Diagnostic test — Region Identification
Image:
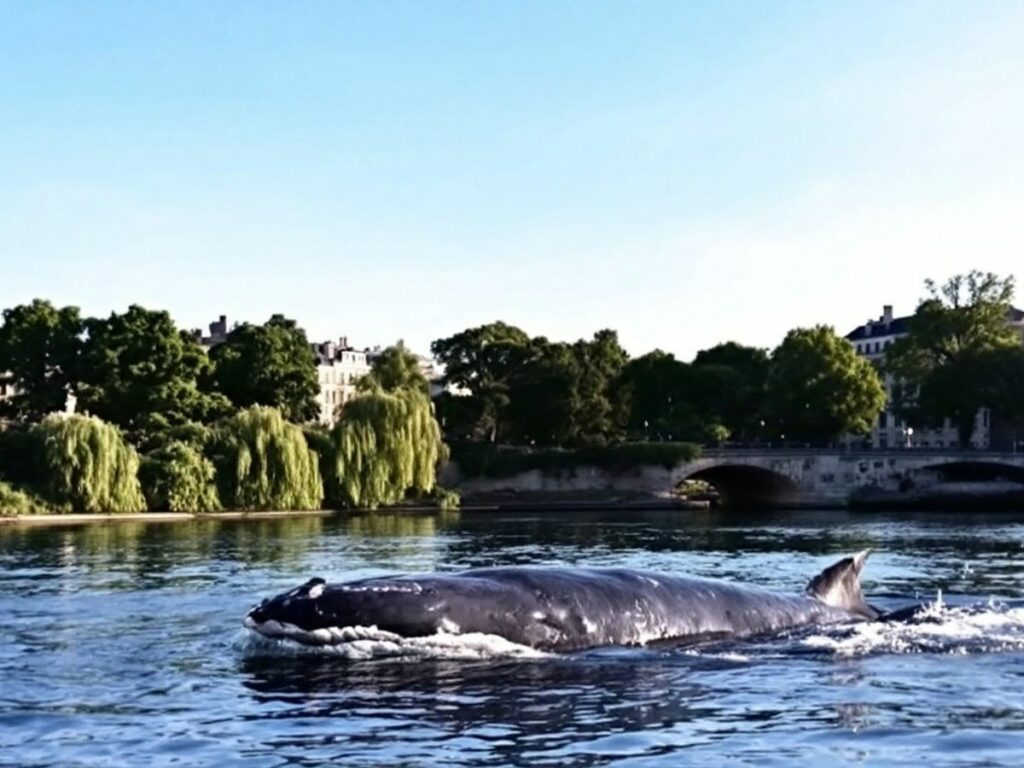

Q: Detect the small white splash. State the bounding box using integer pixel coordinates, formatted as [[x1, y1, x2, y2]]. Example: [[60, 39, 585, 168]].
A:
[[682, 649, 751, 663], [238, 626, 549, 661], [802, 594, 1024, 657], [439, 617, 461, 634]]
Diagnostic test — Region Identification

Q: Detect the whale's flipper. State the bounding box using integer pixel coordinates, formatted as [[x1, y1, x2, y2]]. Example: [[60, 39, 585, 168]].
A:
[[806, 550, 879, 620]]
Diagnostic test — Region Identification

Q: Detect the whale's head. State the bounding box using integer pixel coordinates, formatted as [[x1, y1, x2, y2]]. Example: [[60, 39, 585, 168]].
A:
[[244, 577, 332, 644]]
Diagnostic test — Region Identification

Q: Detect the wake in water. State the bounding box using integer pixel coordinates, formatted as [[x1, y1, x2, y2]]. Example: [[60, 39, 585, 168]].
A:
[[802, 595, 1024, 657]]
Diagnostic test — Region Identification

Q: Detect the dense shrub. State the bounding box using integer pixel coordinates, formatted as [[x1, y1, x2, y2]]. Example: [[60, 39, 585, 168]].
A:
[[213, 406, 323, 511], [450, 441, 701, 479], [0, 481, 53, 516], [36, 414, 146, 513], [432, 487, 461, 511], [140, 441, 221, 512], [0, 427, 46, 488]]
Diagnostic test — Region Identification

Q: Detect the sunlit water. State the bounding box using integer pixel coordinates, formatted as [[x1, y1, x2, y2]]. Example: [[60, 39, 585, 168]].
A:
[[2, 509, 1023, 767]]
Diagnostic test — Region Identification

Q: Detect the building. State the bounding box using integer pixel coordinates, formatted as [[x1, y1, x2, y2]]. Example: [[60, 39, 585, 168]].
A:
[[845, 304, 1024, 449], [313, 337, 372, 426], [193, 315, 232, 349]]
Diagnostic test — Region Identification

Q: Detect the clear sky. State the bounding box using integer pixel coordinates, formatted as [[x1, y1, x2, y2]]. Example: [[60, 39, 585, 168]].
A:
[[2, 1, 1023, 360]]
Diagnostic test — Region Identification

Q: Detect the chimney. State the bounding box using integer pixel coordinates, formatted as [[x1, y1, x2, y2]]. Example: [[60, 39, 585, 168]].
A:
[[882, 305, 893, 325]]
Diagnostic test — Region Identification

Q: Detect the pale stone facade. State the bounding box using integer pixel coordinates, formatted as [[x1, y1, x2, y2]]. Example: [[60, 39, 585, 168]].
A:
[[314, 338, 372, 426]]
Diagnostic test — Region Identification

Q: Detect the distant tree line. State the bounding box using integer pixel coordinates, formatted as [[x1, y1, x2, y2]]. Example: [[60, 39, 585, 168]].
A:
[[3, 269, 1022, 513], [432, 323, 885, 449]]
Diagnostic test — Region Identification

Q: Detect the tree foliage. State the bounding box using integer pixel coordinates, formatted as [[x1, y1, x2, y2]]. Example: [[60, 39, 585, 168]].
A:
[[765, 325, 886, 444], [213, 406, 323, 511], [431, 322, 531, 441], [0, 299, 82, 422], [36, 414, 146, 513], [692, 342, 770, 441], [209, 315, 320, 423], [434, 325, 627, 447], [332, 386, 446, 508], [887, 271, 1020, 446], [570, 329, 629, 443], [140, 441, 221, 512], [77, 305, 229, 441], [360, 343, 429, 395], [0, 481, 52, 516], [614, 351, 727, 443]]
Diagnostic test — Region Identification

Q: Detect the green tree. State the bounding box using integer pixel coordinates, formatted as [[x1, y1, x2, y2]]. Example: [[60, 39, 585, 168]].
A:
[[77, 305, 229, 440], [360, 343, 429, 395], [209, 315, 320, 423], [431, 321, 531, 441], [332, 386, 446, 508], [502, 330, 628, 446], [887, 271, 1019, 447], [614, 351, 718, 442], [765, 325, 885, 445], [139, 441, 221, 512], [36, 414, 147, 513], [572, 329, 629, 444], [212, 406, 323, 510], [692, 342, 770, 442], [505, 339, 580, 446], [0, 300, 82, 422]]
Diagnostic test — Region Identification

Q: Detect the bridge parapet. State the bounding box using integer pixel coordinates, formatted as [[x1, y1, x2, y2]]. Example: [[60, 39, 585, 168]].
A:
[[679, 448, 1024, 507]]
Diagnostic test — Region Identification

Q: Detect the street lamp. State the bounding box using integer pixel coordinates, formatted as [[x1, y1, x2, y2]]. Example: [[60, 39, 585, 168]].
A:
[[905, 426, 914, 449]]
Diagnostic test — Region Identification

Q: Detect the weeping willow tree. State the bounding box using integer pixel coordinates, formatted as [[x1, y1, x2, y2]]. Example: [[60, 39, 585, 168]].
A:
[[36, 414, 146, 513], [332, 386, 447, 509], [140, 441, 221, 512], [214, 406, 323, 511]]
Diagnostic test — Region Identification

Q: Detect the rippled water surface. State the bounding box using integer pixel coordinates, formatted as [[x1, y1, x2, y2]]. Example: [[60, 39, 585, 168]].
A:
[[2, 509, 1024, 767]]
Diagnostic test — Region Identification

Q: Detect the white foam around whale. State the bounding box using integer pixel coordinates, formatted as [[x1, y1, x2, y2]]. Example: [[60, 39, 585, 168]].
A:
[[802, 596, 1024, 657], [237, 626, 551, 661]]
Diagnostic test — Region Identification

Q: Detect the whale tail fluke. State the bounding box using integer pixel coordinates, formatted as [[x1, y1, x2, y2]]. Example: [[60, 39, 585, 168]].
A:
[[806, 550, 879, 620]]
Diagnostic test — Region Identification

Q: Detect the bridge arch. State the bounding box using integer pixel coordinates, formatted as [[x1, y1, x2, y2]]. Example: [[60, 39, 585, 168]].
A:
[[676, 463, 801, 509]]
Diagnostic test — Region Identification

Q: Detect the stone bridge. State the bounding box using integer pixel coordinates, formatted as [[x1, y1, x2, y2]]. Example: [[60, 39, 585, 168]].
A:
[[451, 449, 1024, 509]]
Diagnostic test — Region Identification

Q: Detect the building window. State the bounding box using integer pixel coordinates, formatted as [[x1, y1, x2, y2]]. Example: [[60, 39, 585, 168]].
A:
[[879, 411, 888, 428]]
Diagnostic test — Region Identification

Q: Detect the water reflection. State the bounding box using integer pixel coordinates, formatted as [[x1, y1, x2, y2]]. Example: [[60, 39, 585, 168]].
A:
[[239, 654, 718, 766]]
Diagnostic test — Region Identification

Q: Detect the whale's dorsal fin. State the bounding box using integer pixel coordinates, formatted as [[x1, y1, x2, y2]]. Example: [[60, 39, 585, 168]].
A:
[[806, 550, 878, 620]]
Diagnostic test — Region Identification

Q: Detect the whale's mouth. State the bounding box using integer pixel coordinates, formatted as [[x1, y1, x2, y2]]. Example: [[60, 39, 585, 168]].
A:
[[241, 613, 548, 660], [244, 613, 404, 647]]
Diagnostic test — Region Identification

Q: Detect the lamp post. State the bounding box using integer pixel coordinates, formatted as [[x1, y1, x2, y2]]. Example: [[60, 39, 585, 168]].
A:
[[905, 426, 914, 449]]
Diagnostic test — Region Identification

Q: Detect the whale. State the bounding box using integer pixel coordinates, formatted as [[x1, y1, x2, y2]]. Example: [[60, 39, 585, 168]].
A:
[[244, 551, 882, 653]]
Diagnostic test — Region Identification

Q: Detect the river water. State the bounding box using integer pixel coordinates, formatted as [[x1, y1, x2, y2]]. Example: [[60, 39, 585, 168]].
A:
[[1, 509, 1023, 767]]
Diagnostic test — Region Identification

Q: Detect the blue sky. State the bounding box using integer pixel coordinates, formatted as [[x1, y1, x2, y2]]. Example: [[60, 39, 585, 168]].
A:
[[2, 1, 1023, 359]]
